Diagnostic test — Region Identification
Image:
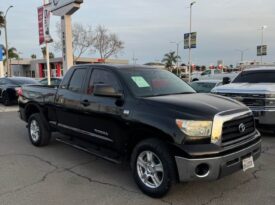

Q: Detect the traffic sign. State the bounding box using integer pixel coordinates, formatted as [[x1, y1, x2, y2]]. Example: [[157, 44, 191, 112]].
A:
[[0, 44, 4, 61], [257, 45, 267, 56], [184, 32, 197, 49]]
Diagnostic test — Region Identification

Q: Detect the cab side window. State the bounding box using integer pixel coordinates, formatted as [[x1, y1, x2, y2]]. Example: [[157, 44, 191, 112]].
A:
[[60, 68, 74, 89], [68, 69, 86, 92], [87, 69, 121, 95]]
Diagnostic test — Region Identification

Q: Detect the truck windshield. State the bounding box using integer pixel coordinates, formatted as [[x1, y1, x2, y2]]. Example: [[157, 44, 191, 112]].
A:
[[232, 70, 275, 83], [120, 68, 195, 97]]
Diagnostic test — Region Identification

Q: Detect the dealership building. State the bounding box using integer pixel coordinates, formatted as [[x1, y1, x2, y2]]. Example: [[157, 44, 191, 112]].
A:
[[10, 57, 129, 78]]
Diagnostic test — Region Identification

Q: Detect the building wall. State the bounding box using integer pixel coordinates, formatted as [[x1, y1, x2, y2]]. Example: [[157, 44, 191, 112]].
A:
[[10, 57, 129, 78]]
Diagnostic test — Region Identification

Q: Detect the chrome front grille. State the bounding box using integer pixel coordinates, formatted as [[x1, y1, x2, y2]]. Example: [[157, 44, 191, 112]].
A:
[[222, 115, 255, 144], [211, 109, 255, 146], [218, 93, 265, 107]]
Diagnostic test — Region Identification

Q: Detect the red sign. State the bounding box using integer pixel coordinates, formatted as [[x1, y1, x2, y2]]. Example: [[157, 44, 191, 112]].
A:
[[97, 58, 105, 63], [38, 7, 45, 45]]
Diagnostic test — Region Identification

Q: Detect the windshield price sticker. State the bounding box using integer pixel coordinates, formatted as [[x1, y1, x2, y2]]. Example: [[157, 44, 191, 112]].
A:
[[242, 156, 254, 172], [131, 76, 150, 88]]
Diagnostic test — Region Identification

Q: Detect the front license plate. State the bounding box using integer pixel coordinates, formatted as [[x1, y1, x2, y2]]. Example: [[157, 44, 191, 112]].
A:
[[242, 156, 254, 172]]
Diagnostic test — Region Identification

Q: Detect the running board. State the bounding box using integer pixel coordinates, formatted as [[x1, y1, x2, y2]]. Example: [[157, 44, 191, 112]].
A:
[[56, 137, 122, 164]]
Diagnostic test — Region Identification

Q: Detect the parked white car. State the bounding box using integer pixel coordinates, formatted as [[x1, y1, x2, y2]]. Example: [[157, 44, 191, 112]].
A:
[[191, 69, 238, 82]]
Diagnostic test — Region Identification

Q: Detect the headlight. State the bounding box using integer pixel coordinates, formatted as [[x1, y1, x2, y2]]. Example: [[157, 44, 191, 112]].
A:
[[266, 99, 275, 106], [176, 119, 213, 138], [266, 94, 275, 98]]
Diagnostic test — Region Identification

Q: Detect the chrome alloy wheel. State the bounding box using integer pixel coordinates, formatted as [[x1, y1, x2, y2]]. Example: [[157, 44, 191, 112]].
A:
[[136, 151, 164, 189], [30, 120, 40, 142]]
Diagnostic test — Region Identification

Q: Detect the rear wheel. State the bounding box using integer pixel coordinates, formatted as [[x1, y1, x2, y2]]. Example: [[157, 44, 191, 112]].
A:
[[131, 138, 176, 198], [28, 113, 51, 147], [2, 92, 11, 106]]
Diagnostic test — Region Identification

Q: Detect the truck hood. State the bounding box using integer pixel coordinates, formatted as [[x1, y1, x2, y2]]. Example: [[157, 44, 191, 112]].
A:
[[143, 93, 247, 120], [212, 83, 275, 94]]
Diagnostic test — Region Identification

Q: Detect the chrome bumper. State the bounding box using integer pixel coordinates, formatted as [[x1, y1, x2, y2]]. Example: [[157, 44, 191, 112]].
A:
[[175, 139, 261, 182], [250, 106, 275, 126]]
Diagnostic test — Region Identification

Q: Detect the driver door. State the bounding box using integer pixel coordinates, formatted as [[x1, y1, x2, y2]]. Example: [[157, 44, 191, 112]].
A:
[[78, 68, 125, 149]]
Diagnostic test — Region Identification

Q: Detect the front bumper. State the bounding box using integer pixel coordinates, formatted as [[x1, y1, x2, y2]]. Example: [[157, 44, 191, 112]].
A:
[[250, 106, 275, 126], [175, 139, 261, 182]]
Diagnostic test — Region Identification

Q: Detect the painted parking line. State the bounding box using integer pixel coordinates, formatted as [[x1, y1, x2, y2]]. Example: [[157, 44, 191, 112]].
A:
[[0, 106, 19, 113]]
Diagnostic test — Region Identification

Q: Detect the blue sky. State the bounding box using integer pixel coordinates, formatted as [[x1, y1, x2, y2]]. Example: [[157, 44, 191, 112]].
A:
[[0, 0, 274, 66]]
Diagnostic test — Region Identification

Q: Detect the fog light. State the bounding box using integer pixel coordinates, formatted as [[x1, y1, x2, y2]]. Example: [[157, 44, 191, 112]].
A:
[[195, 163, 210, 178]]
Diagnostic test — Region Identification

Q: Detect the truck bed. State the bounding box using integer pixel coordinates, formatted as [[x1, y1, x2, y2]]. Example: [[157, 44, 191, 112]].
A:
[[21, 84, 58, 105]]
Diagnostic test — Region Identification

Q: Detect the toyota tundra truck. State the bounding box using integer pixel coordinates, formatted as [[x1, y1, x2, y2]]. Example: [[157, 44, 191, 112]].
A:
[[18, 64, 261, 197]]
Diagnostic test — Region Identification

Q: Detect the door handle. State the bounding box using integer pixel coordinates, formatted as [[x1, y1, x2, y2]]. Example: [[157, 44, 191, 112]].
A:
[[81, 100, 90, 107]]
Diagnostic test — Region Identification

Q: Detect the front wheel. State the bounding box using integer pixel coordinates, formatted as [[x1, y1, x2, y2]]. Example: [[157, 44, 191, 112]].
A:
[[2, 92, 11, 106], [131, 139, 177, 198], [28, 113, 51, 147]]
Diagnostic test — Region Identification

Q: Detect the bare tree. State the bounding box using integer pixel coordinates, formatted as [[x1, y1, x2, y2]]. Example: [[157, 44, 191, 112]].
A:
[[93, 25, 124, 60], [54, 22, 94, 63]]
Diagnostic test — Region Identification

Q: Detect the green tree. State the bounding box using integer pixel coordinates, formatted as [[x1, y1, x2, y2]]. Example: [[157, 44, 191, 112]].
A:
[[2, 47, 19, 65], [161, 51, 180, 71], [41, 47, 46, 58], [31, 54, 37, 59], [49, 52, 55, 59], [0, 11, 5, 28], [8, 47, 19, 59], [41, 47, 55, 59]]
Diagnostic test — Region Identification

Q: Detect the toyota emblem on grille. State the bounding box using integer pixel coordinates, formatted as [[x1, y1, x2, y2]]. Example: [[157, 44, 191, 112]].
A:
[[239, 123, 246, 133]]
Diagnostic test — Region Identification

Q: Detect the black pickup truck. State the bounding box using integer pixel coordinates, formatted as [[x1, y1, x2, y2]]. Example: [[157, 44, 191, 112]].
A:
[[18, 64, 261, 197]]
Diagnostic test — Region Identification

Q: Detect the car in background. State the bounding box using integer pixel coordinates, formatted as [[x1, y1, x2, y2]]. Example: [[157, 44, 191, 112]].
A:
[[212, 67, 275, 132], [39, 77, 62, 86], [190, 80, 223, 93], [191, 69, 238, 82], [0, 77, 39, 106]]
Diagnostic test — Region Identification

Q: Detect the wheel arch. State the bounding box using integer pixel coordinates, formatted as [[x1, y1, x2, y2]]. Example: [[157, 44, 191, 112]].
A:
[[25, 102, 50, 130]]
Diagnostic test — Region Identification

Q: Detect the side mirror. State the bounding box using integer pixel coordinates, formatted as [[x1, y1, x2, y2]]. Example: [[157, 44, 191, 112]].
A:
[[223, 77, 231, 85], [94, 84, 123, 98]]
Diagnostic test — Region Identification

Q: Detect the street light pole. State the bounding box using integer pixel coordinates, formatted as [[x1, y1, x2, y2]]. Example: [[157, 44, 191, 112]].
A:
[[188, 1, 196, 83], [236, 49, 248, 62], [4, 5, 13, 77], [170, 41, 181, 76], [260, 25, 267, 65]]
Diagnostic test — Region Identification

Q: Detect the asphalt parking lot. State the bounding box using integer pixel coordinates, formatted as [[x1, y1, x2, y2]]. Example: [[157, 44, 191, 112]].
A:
[[0, 106, 275, 205]]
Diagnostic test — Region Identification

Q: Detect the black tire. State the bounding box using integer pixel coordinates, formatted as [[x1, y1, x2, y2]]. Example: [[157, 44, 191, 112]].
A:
[[2, 92, 11, 106], [28, 113, 51, 147], [131, 138, 176, 198]]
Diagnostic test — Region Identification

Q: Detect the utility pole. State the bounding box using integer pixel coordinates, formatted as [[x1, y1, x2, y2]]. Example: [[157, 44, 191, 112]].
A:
[[188, 1, 196, 82], [260, 25, 267, 65], [170, 41, 181, 76], [4, 5, 13, 77], [236, 49, 248, 62], [132, 52, 138, 65], [43, 0, 51, 85]]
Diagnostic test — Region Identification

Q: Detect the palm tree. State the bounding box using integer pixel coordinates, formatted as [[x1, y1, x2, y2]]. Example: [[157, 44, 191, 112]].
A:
[[162, 51, 180, 71], [0, 11, 5, 28], [8, 47, 19, 59], [41, 47, 55, 59], [31, 54, 37, 59], [2, 47, 19, 65]]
